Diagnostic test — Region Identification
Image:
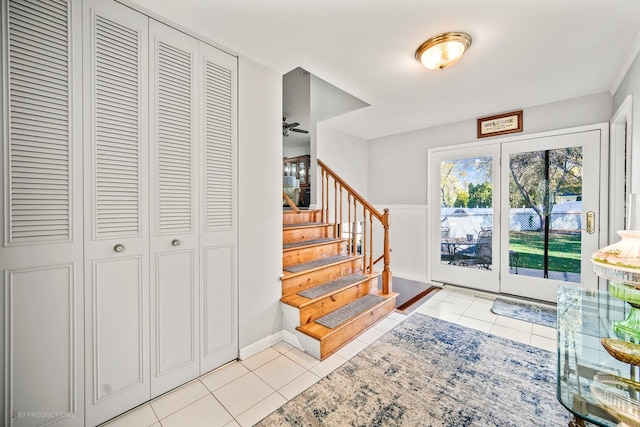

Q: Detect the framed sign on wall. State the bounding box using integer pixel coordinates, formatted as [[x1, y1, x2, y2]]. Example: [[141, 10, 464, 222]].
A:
[[477, 110, 523, 138]]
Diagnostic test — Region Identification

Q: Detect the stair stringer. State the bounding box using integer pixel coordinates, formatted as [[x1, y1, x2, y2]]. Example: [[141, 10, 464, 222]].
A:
[[281, 301, 321, 358]]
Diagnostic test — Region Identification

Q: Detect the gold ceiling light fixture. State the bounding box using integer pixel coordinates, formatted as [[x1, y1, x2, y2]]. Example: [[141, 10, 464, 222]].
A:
[[415, 32, 472, 70]]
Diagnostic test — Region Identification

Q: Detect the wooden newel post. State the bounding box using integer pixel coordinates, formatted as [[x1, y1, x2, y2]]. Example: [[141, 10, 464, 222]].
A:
[[382, 208, 392, 295]]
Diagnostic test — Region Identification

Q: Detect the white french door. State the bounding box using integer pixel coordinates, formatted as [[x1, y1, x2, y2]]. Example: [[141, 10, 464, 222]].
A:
[[428, 144, 501, 294], [428, 126, 605, 303], [499, 129, 602, 302]]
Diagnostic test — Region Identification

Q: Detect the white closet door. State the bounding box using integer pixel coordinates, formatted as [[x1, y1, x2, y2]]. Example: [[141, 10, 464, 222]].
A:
[[149, 19, 200, 397], [82, 1, 150, 425], [0, 1, 83, 426], [199, 42, 239, 373]]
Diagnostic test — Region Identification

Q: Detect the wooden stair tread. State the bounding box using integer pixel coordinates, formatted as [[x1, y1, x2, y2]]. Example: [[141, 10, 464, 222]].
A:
[[296, 290, 398, 340], [283, 209, 320, 215], [283, 210, 322, 225], [280, 272, 376, 308], [283, 237, 342, 250], [283, 222, 328, 229]]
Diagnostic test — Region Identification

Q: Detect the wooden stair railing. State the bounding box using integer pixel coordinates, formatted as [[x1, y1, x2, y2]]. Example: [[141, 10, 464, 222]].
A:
[[282, 191, 300, 213], [317, 159, 392, 295]]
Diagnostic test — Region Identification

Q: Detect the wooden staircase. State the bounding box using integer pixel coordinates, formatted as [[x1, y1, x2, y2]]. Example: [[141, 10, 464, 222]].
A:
[[280, 160, 398, 360]]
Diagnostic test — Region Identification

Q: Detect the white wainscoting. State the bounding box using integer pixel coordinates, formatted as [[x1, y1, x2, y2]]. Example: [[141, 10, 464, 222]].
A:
[[374, 204, 428, 283]]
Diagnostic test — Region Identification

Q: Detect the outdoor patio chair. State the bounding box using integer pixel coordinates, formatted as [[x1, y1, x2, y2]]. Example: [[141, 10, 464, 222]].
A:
[[458, 229, 492, 269], [509, 250, 519, 274], [440, 226, 452, 262]]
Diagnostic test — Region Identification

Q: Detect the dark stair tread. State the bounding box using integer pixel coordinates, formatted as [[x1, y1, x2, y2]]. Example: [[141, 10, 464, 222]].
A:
[[283, 254, 352, 273], [283, 237, 341, 250], [315, 294, 385, 329], [283, 222, 327, 228], [297, 273, 368, 299]]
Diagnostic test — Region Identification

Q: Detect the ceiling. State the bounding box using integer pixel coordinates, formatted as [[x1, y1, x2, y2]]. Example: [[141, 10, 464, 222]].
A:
[[128, 0, 640, 141]]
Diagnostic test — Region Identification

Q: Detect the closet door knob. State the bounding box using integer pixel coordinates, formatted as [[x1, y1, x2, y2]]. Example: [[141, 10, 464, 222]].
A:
[[172, 239, 181, 246], [114, 244, 125, 253]]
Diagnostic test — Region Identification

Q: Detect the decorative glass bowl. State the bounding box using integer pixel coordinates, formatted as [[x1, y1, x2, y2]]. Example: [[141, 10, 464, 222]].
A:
[[590, 372, 640, 426], [592, 230, 640, 340], [601, 338, 640, 366]]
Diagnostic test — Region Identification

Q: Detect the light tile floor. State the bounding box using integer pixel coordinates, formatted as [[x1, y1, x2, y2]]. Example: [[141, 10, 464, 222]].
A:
[[101, 285, 557, 427]]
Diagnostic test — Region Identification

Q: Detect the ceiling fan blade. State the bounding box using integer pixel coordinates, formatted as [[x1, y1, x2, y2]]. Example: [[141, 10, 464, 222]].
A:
[[291, 128, 309, 134], [287, 122, 300, 128]]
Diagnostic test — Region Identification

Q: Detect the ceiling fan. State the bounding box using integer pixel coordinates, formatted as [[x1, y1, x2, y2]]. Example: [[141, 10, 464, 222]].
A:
[[283, 117, 309, 137]]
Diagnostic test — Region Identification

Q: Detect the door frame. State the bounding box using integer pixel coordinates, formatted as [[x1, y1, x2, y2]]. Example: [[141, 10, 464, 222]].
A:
[[427, 123, 609, 298], [610, 96, 633, 237]]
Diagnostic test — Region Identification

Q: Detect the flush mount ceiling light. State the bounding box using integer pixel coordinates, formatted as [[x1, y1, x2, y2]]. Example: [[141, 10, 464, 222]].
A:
[[415, 32, 472, 70]]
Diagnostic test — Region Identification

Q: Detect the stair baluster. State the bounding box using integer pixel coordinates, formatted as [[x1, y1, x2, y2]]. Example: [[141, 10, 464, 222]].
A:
[[318, 159, 392, 295]]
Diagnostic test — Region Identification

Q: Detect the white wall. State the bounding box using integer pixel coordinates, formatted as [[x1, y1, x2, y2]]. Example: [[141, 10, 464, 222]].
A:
[[367, 92, 611, 204], [316, 124, 369, 198], [367, 92, 611, 283], [309, 76, 369, 206], [310, 75, 369, 122], [283, 142, 310, 159], [613, 51, 640, 193], [238, 57, 283, 351]]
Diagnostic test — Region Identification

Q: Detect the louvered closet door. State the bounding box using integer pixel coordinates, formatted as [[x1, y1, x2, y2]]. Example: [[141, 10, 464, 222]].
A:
[[82, 1, 150, 425], [199, 42, 239, 373], [149, 19, 200, 398], [0, 1, 84, 426]]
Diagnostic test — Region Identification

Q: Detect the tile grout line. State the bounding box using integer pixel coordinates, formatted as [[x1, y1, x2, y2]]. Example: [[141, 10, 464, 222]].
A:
[[109, 291, 555, 426]]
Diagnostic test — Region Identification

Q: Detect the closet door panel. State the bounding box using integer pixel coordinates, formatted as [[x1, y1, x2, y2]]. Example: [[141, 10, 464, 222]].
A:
[[155, 250, 195, 372], [199, 42, 238, 373], [92, 256, 145, 397], [148, 19, 200, 397], [5, 265, 79, 427], [83, 1, 149, 424], [203, 245, 234, 357], [0, 0, 84, 425]]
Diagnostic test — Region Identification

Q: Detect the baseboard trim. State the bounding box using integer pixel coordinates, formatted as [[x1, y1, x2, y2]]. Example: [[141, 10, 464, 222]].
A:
[[239, 331, 283, 360]]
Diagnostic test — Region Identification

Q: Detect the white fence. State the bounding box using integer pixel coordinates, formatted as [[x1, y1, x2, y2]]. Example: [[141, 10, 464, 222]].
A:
[[442, 202, 582, 236]]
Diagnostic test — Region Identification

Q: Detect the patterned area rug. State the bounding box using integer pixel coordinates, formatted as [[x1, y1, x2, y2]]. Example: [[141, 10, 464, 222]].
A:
[[257, 314, 568, 426], [491, 298, 557, 328]]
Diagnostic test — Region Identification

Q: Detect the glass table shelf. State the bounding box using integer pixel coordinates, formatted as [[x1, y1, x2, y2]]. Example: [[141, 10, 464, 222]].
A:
[[557, 285, 640, 427]]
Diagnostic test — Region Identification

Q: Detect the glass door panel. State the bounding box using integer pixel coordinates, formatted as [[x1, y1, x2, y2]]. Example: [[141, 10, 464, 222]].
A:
[[507, 148, 582, 282], [500, 130, 601, 302], [429, 144, 500, 294]]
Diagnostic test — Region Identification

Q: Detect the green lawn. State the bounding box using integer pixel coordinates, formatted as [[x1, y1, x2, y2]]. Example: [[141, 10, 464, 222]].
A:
[[509, 231, 581, 273]]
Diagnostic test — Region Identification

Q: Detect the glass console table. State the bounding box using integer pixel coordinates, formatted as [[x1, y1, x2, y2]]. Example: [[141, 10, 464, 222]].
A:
[[557, 285, 640, 427]]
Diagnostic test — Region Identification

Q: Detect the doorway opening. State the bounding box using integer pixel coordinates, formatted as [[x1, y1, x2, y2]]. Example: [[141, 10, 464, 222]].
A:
[[429, 125, 606, 303]]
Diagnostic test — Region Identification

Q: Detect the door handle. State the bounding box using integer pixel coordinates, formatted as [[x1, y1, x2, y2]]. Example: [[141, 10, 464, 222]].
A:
[[586, 211, 595, 234], [114, 244, 125, 252], [172, 239, 181, 246]]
